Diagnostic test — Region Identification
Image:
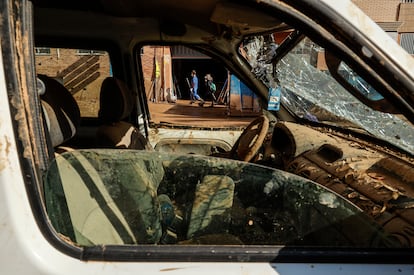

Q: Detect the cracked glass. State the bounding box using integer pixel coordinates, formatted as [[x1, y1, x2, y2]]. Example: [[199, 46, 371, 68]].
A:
[[241, 35, 414, 154]]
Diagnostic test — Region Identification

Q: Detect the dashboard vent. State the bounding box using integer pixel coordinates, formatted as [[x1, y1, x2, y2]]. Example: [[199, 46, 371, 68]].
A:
[[316, 144, 343, 163]]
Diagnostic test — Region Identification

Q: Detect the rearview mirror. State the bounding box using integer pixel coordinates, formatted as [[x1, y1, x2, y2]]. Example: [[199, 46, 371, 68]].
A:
[[325, 51, 400, 114]]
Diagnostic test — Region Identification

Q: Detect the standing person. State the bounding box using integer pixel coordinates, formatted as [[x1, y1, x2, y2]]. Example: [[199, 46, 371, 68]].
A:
[[204, 73, 216, 107], [189, 70, 204, 105]]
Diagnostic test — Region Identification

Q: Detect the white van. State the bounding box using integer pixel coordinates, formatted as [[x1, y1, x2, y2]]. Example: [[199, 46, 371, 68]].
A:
[[0, 0, 414, 274]]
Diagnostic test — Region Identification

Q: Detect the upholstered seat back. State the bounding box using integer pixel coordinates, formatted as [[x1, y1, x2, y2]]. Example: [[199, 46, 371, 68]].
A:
[[40, 75, 163, 246], [97, 77, 152, 150], [38, 74, 80, 148]]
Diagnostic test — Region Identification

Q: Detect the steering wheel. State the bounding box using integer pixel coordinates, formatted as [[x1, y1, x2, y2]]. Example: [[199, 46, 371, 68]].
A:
[[231, 114, 269, 162]]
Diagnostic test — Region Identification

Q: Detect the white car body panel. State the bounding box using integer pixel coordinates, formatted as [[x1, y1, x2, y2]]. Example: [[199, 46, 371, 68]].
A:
[[0, 0, 413, 274], [149, 127, 242, 154], [320, 0, 414, 78]]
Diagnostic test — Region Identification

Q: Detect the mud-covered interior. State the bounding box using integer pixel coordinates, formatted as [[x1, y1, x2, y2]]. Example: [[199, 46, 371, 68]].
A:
[[256, 120, 414, 247], [31, 0, 414, 251], [44, 149, 400, 247]]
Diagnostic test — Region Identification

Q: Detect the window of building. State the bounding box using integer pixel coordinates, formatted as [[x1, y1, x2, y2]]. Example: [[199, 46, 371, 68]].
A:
[[77, 49, 106, 55], [35, 47, 51, 55], [400, 33, 414, 54]]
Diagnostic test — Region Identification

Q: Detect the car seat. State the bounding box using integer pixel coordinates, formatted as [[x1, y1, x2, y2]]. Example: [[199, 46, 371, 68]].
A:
[[41, 75, 164, 246], [38, 74, 80, 150], [41, 77, 238, 246], [96, 77, 152, 150]]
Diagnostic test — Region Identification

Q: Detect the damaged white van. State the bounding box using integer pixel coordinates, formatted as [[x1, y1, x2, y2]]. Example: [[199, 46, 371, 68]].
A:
[[0, 0, 414, 274]]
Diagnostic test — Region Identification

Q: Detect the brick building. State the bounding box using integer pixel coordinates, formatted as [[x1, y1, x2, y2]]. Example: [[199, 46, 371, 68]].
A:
[[353, 0, 414, 54], [36, 48, 111, 117]]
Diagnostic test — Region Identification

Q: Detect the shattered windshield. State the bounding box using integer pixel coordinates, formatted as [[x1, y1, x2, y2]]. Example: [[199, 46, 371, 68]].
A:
[[242, 35, 414, 154]]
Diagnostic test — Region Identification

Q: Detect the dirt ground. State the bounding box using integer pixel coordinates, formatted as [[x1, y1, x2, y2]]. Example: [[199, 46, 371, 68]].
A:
[[148, 99, 260, 127]]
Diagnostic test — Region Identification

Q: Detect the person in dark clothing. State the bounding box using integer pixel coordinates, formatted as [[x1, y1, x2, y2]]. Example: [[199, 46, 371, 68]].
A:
[[204, 73, 216, 107]]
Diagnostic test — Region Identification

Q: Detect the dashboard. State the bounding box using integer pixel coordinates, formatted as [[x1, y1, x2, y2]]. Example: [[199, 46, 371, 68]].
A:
[[260, 121, 414, 247]]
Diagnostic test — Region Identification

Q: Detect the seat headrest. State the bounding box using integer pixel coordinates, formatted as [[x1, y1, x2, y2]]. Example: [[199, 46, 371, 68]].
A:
[[98, 77, 134, 124], [39, 75, 81, 147]]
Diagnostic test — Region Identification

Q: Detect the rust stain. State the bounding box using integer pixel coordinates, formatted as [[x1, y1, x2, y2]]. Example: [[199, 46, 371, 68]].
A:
[[0, 136, 12, 171], [7, 7, 37, 163], [0, 144, 5, 171]]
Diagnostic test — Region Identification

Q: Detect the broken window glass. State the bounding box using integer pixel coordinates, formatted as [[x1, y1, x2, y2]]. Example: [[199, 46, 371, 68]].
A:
[[242, 35, 414, 154]]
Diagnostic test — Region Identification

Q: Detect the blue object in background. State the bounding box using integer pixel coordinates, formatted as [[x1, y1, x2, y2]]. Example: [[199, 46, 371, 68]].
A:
[[268, 86, 281, 111], [230, 75, 241, 96], [230, 75, 256, 98], [228, 74, 261, 115]]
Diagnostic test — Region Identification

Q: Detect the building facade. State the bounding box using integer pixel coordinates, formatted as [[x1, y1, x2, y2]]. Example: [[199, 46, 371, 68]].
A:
[[353, 0, 414, 54]]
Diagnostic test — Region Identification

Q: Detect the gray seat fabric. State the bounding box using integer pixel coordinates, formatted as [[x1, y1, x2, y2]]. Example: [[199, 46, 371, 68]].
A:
[[39, 74, 80, 148], [96, 77, 152, 150]]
